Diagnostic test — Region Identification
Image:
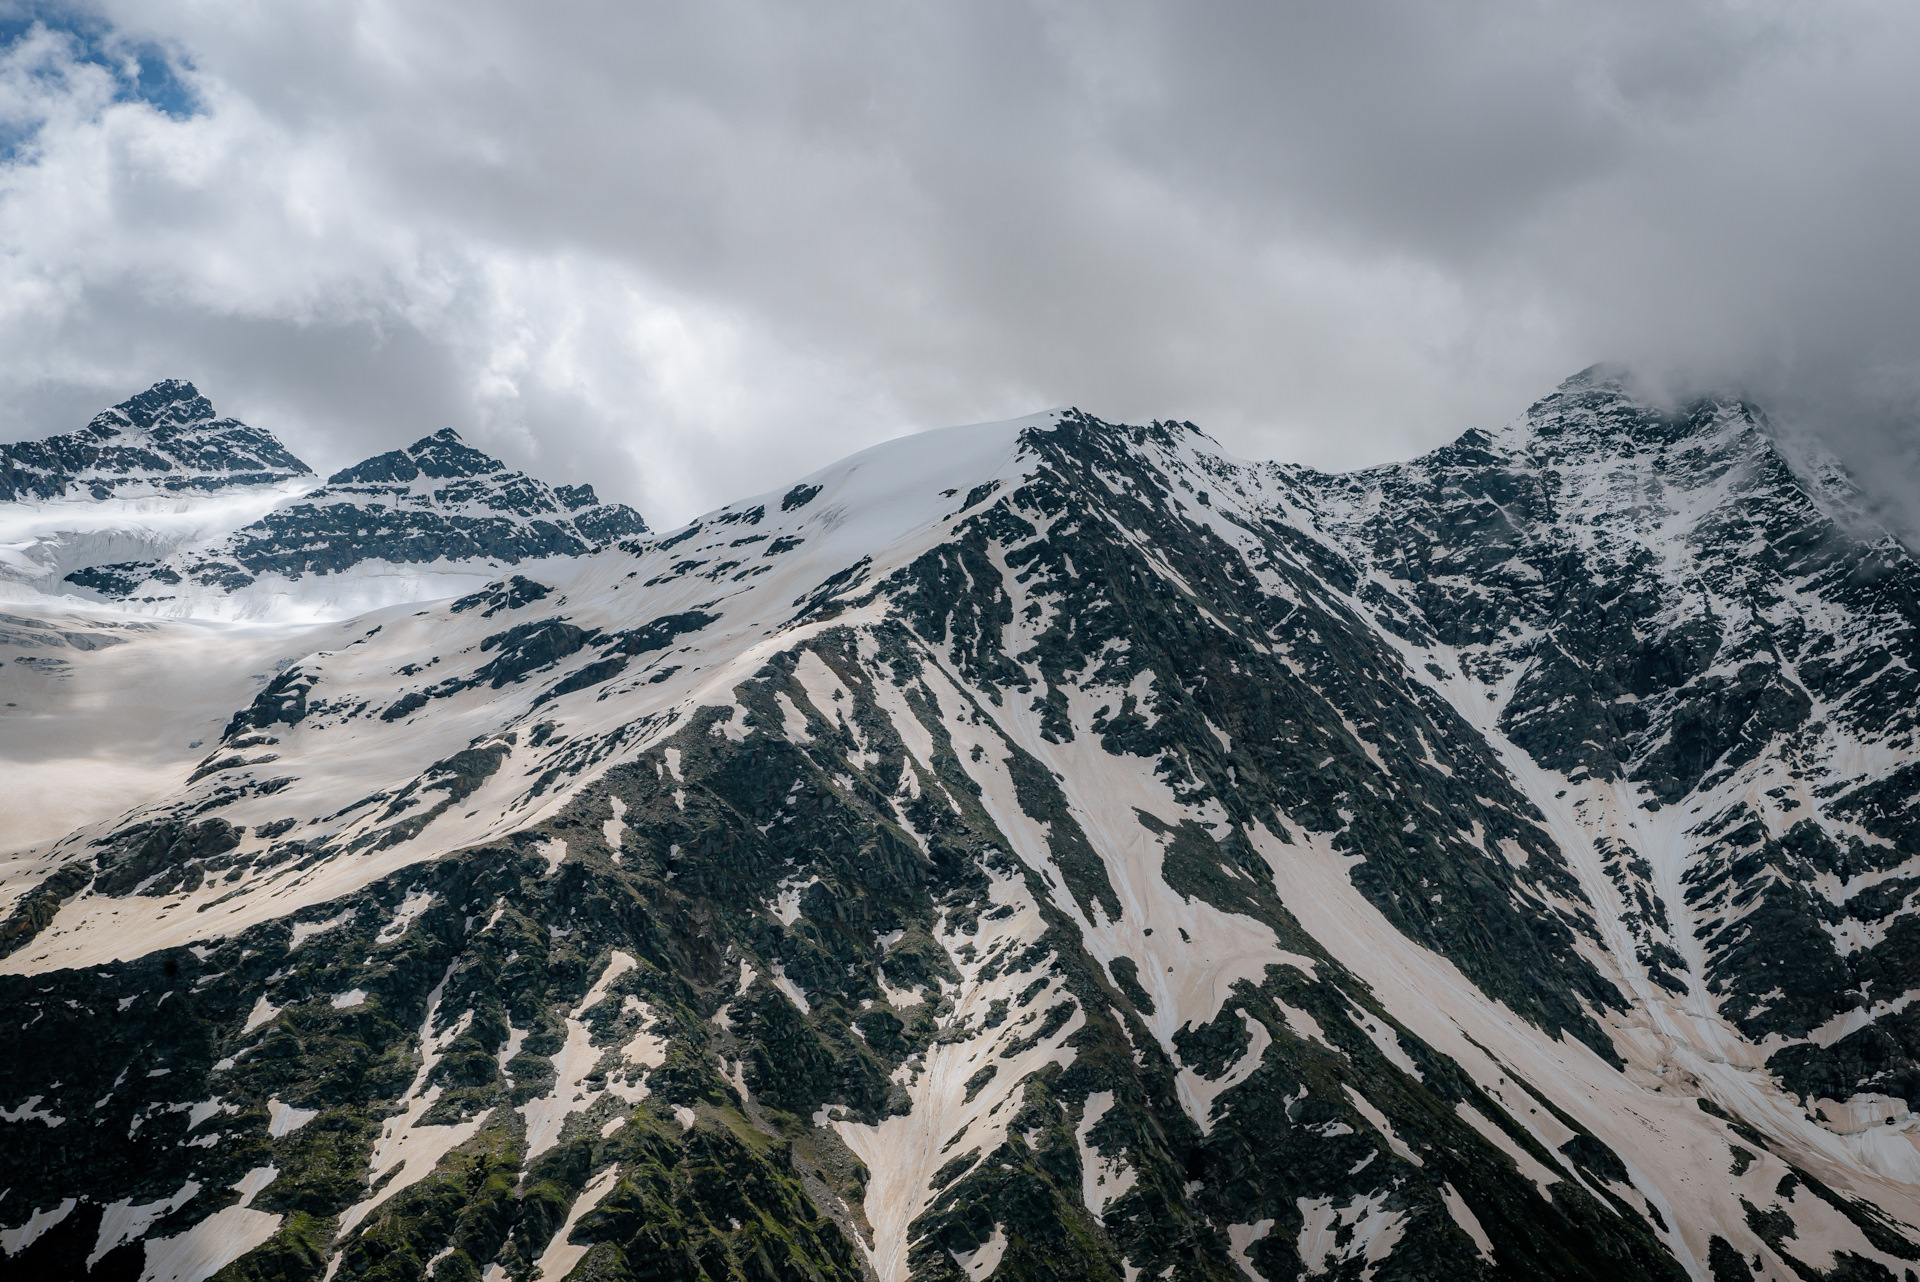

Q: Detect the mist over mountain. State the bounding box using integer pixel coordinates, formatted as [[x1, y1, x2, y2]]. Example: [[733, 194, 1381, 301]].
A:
[[5, 370, 1920, 1281]]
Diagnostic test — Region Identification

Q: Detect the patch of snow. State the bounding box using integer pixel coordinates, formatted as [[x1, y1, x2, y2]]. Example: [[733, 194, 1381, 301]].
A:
[[1176, 1010, 1271, 1135], [1441, 1183, 1494, 1261], [1295, 1190, 1407, 1279], [2, 1198, 75, 1257], [1345, 1008, 1423, 1081], [1342, 1085, 1422, 1167], [619, 996, 669, 1070], [774, 690, 813, 743], [876, 965, 924, 1007], [185, 1097, 235, 1131], [519, 951, 638, 1160], [374, 890, 433, 944], [1226, 1218, 1273, 1280], [87, 1181, 199, 1268], [231, 1166, 279, 1209], [602, 795, 627, 860], [267, 1098, 318, 1137], [772, 875, 818, 927], [531, 1164, 622, 1282], [288, 909, 354, 949], [137, 1203, 282, 1282], [834, 857, 1084, 1282], [1271, 997, 1329, 1046], [333, 964, 490, 1241], [1075, 1090, 1137, 1217], [497, 1025, 529, 1081], [240, 995, 280, 1033], [949, 1225, 1006, 1282], [1453, 1102, 1561, 1198], [0, 1094, 64, 1126], [769, 960, 810, 1015]]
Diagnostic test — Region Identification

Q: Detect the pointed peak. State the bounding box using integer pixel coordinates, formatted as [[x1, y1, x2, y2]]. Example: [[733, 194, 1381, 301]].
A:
[[91, 379, 217, 436], [326, 428, 506, 486], [1542, 364, 1752, 420], [1486, 365, 1783, 474], [118, 377, 207, 411], [404, 428, 506, 479], [1557, 362, 1634, 393], [1, 380, 311, 501]]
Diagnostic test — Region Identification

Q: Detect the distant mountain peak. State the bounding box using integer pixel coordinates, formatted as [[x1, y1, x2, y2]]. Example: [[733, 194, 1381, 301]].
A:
[[1481, 365, 1775, 470], [1556, 360, 1634, 391], [0, 380, 311, 503], [0, 382, 650, 616], [325, 426, 508, 486], [92, 378, 218, 434]]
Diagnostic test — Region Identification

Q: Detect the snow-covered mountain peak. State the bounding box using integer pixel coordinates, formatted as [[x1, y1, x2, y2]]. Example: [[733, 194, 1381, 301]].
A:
[[305, 424, 648, 542], [1485, 365, 1753, 464], [1483, 367, 1894, 552], [0, 379, 313, 504], [90, 378, 222, 434], [326, 426, 509, 485]]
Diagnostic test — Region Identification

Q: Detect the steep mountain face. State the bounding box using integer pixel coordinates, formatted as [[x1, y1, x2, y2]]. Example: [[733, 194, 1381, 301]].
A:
[[4, 373, 1920, 1282], [0, 382, 646, 620], [1311, 370, 1920, 1106]]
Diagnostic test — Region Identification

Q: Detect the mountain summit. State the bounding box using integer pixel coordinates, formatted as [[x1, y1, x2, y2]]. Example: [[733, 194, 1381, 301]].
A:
[[0, 379, 312, 502], [3, 373, 1919, 1281]]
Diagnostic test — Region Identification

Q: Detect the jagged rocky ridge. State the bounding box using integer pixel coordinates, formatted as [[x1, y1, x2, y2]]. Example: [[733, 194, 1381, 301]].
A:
[[4, 370, 1920, 1281], [0, 381, 646, 617]]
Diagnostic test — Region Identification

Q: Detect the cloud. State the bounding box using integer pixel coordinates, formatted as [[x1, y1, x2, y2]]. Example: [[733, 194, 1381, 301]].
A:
[[0, 0, 1915, 528]]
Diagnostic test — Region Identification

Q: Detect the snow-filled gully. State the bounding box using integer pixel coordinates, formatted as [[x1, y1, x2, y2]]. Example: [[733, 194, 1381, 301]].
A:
[[833, 863, 1084, 1282], [331, 964, 491, 1245]]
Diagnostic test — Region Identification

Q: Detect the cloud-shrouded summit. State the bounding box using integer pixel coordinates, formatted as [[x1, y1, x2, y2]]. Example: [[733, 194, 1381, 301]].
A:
[[0, 1, 1917, 528]]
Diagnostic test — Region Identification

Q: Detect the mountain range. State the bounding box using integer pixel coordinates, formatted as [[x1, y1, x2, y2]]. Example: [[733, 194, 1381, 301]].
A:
[[3, 369, 1919, 1282], [0, 380, 646, 621]]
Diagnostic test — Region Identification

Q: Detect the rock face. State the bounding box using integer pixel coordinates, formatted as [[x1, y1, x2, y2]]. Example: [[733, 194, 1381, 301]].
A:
[[4, 371, 1920, 1282], [0, 382, 646, 618]]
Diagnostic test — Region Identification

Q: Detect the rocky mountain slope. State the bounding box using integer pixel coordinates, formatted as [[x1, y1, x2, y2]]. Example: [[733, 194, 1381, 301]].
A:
[[4, 369, 1920, 1282], [0, 382, 647, 620]]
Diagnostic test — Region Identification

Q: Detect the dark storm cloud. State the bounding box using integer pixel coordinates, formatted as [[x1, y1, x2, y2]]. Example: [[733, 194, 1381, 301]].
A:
[[0, 0, 1915, 529]]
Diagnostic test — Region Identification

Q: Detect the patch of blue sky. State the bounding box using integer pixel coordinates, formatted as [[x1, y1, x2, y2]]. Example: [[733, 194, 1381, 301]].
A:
[[0, 3, 198, 158]]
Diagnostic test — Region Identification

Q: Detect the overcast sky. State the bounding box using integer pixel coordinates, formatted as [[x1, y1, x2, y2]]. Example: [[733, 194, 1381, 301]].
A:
[[1, 1, 1917, 529]]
